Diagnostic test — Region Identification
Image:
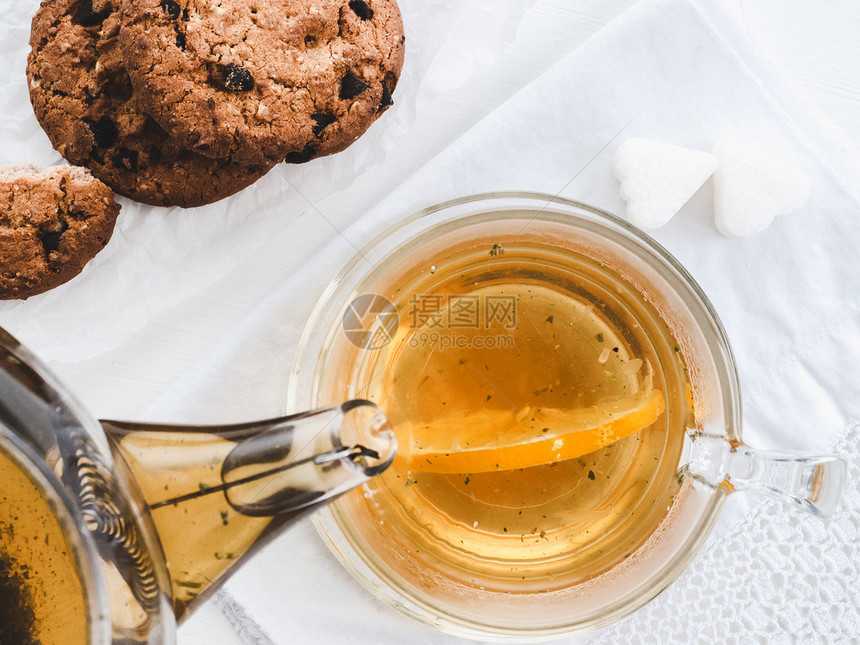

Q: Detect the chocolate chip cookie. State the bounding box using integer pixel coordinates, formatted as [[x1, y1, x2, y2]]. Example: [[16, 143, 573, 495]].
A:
[[27, 0, 274, 207], [0, 165, 120, 299], [119, 0, 405, 165]]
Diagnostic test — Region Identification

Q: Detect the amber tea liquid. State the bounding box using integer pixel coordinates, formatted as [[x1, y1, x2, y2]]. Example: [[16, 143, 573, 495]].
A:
[[0, 445, 89, 645], [324, 233, 692, 598]]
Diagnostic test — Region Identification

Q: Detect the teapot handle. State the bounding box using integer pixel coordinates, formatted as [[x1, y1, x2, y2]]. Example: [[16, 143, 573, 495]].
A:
[[685, 433, 846, 517]]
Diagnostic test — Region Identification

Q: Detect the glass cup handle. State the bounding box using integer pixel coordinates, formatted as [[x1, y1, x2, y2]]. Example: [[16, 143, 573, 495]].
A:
[[686, 434, 847, 517]]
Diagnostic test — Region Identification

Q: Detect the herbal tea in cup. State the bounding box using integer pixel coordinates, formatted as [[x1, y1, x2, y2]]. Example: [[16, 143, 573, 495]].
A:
[[337, 238, 687, 587]]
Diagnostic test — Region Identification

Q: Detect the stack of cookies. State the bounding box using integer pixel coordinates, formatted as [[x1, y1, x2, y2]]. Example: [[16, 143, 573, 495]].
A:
[[27, 0, 405, 208], [4, 0, 403, 299]]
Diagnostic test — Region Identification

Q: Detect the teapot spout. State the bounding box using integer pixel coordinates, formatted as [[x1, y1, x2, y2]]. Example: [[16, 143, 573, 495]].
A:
[[212, 399, 397, 517], [101, 400, 396, 621]]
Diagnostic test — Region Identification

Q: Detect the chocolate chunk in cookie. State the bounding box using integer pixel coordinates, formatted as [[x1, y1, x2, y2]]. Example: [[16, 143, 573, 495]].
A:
[[285, 145, 317, 165], [119, 0, 405, 165], [212, 63, 256, 92], [339, 71, 370, 100], [28, 0, 275, 207], [0, 165, 120, 300], [349, 1, 373, 21], [74, 0, 110, 27], [311, 112, 337, 137]]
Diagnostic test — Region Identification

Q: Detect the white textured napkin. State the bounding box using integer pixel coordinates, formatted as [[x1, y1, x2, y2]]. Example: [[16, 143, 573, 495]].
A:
[[148, 0, 860, 641]]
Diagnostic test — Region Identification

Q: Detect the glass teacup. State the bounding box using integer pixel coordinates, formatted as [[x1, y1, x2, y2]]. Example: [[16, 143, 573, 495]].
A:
[[291, 192, 846, 640]]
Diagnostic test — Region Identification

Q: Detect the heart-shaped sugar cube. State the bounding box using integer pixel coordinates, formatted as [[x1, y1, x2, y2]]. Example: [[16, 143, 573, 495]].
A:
[[712, 139, 811, 238], [612, 138, 718, 229]]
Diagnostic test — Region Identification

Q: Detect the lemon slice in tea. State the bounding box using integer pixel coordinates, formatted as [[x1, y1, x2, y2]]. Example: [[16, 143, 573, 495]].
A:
[[395, 388, 665, 473]]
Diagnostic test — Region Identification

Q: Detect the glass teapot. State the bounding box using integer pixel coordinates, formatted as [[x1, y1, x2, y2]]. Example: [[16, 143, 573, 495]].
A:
[[0, 327, 396, 645]]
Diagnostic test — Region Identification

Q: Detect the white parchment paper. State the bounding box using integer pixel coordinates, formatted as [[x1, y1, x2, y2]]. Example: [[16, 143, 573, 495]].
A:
[[0, 0, 534, 362]]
